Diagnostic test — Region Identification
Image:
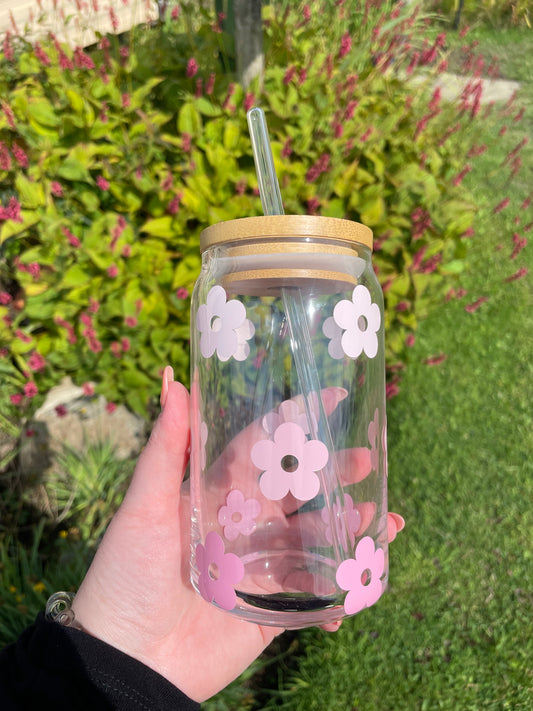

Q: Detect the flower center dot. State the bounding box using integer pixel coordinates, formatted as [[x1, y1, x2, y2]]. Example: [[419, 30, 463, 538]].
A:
[[361, 568, 372, 586], [231, 512, 242, 523], [281, 454, 299, 473], [210, 316, 222, 333], [208, 562, 220, 580], [357, 315, 368, 331]]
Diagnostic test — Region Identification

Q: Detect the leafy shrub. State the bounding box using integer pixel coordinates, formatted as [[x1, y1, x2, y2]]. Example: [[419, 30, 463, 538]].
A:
[[0, 0, 526, 432]]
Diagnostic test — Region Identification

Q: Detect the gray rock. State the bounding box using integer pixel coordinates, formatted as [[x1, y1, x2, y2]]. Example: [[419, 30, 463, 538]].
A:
[[0, 426, 18, 473], [19, 377, 147, 479]]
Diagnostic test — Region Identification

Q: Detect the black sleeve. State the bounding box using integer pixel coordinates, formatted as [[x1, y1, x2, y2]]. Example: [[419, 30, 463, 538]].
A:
[[0, 613, 201, 711]]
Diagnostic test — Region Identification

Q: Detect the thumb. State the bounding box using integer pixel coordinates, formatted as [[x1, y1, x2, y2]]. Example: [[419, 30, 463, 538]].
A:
[[124, 372, 190, 512]]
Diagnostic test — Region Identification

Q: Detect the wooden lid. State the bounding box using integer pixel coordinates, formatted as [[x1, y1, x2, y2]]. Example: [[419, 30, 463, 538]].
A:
[[200, 215, 373, 253]]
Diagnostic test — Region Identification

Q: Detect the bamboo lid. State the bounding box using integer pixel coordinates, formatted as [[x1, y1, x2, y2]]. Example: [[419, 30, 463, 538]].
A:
[[200, 215, 373, 253]]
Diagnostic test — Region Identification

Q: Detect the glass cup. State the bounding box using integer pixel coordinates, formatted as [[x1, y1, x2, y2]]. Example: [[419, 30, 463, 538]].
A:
[[189, 215, 388, 629]]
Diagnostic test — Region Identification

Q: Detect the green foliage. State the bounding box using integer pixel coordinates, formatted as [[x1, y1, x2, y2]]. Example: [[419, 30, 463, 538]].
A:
[[0, 439, 132, 645], [0, 0, 522, 433], [47, 440, 134, 543], [427, 0, 532, 28], [0, 521, 91, 645]]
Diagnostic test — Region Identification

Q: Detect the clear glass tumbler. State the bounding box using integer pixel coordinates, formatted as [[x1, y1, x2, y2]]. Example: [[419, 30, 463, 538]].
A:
[[189, 215, 388, 629]]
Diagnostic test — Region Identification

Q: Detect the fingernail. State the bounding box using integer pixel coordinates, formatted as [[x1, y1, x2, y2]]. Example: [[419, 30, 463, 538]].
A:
[[160, 365, 174, 410], [391, 512, 406, 532], [332, 387, 349, 402]]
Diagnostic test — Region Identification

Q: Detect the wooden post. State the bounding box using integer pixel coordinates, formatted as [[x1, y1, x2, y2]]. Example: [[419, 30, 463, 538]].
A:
[[233, 0, 264, 88], [452, 0, 465, 30]]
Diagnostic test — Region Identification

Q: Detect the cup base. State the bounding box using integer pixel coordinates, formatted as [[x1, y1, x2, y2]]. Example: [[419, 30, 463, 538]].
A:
[[191, 548, 348, 629]]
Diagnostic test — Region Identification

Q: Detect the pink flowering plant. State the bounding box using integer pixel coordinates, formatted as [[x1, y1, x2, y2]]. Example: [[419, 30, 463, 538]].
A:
[[0, 0, 529, 433]]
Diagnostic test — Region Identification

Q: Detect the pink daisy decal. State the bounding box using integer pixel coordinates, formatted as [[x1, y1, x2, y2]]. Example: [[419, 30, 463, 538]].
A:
[[336, 536, 385, 615], [323, 284, 381, 360], [196, 532, 244, 611], [251, 422, 329, 502], [262, 397, 318, 437], [196, 285, 255, 362], [218, 490, 261, 541]]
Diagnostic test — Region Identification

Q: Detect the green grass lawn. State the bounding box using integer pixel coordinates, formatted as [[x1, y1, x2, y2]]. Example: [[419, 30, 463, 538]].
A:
[[445, 25, 533, 83], [207, 27, 533, 711]]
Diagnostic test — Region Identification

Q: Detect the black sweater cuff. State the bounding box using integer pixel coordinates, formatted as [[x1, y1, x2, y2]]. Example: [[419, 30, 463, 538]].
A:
[[0, 613, 201, 710]]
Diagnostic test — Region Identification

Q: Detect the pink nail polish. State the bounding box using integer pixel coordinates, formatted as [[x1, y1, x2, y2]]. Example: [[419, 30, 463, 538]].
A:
[[160, 365, 174, 409]]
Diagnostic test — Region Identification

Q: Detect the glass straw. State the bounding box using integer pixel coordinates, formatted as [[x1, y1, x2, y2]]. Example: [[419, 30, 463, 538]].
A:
[[246, 107, 347, 559]]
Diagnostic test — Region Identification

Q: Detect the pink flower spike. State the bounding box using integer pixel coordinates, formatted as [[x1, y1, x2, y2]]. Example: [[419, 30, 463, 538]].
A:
[[186, 58, 198, 78], [339, 31, 352, 59], [251, 421, 328, 502], [10, 393, 23, 406], [423, 353, 447, 366], [504, 267, 528, 283], [0, 196, 22, 223], [218, 490, 261, 541], [109, 7, 119, 31], [12, 144, 29, 169], [336, 536, 384, 615], [28, 352, 46, 372], [196, 532, 244, 611], [205, 73, 215, 95], [106, 402, 117, 414], [61, 226, 81, 248], [0, 142, 11, 171], [244, 92, 255, 113], [465, 296, 488, 313], [15, 329, 32, 344], [167, 195, 180, 214], [283, 66, 296, 85], [96, 176, 110, 191], [182, 132, 192, 152], [82, 382, 95, 396], [55, 404, 68, 417], [493, 197, 510, 214], [24, 382, 38, 398], [107, 264, 118, 278]]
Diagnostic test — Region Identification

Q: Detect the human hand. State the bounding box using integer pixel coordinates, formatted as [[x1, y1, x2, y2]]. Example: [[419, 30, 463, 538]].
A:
[[72, 369, 404, 703]]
